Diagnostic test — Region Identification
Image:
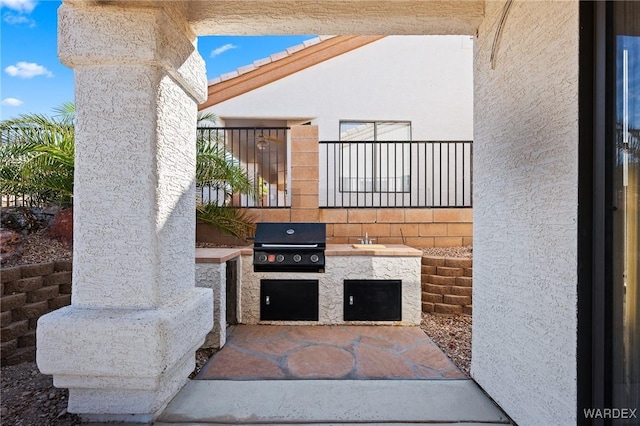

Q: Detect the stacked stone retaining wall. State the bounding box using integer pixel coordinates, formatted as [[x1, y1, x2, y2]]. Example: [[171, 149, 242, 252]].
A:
[[1, 261, 72, 365], [1, 256, 468, 365], [421, 256, 472, 315]]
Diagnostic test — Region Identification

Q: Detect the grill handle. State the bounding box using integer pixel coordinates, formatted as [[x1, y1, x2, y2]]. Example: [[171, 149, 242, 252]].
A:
[[259, 244, 319, 248]]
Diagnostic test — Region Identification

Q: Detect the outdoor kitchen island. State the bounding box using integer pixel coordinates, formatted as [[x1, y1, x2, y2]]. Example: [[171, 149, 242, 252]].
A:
[[238, 244, 423, 326]]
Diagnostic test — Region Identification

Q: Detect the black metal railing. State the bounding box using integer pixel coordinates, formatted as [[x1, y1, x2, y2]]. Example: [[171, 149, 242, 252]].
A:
[[197, 127, 289, 208], [319, 140, 472, 208], [1, 127, 47, 208], [1, 194, 46, 208]]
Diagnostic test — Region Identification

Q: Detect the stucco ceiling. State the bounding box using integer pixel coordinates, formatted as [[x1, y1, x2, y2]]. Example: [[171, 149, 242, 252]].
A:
[[65, 0, 484, 36], [185, 1, 484, 36]]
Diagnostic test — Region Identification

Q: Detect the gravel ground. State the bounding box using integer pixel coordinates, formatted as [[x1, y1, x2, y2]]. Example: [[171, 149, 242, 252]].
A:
[[1, 362, 81, 426], [1, 234, 472, 423], [0, 347, 216, 426], [2, 230, 72, 268], [420, 312, 472, 376], [421, 245, 473, 258]]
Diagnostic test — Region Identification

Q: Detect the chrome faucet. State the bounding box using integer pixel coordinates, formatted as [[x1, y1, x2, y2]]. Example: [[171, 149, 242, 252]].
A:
[[358, 232, 376, 245]]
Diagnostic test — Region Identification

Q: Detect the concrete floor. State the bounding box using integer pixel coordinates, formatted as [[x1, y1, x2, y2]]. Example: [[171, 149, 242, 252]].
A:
[[158, 325, 511, 425], [158, 380, 510, 425]]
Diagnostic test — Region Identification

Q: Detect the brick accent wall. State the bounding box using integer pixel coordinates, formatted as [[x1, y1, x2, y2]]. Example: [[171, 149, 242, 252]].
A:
[[421, 256, 472, 315], [196, 125, 474, 248], [1, 261, 72, 365]]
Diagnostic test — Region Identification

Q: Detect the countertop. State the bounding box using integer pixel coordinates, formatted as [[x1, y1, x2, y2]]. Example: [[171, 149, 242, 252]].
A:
[[325, 244, 423, 257], [196, 244, 422, 263], [195, 247, 247, 263]]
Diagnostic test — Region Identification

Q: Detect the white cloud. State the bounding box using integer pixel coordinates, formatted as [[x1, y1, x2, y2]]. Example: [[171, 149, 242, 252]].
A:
[[2, 98, 24, 106], [3, 11, 35, 26], [5, 61, 52, 78], [1, 0, 37, 27], [0, 0, 37, 13], [210, 43, 238, 58]]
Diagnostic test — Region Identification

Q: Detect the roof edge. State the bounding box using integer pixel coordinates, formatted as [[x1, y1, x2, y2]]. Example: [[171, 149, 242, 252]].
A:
[[199, 35, 385, 110]]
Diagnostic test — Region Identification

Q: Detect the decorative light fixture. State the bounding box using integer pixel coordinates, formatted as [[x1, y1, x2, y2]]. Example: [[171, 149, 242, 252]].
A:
[[256, 136, 269, 150]]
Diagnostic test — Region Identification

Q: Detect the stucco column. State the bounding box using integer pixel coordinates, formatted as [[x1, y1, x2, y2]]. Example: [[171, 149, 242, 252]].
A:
[[36, 2, 212, 423]]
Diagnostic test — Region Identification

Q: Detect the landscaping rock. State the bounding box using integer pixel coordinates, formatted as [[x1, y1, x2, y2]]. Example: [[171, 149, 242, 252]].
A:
[[0, 228, 23, 265], [1, 207, 44, 233], [47, 208, 73, 247]]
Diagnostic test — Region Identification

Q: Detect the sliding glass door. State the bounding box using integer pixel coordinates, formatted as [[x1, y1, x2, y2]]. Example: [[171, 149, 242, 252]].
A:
[[612, 2, 640, 421]]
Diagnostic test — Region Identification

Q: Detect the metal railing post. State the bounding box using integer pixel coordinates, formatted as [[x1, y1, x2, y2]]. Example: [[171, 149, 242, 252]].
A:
[[318, 140, 473, 208]]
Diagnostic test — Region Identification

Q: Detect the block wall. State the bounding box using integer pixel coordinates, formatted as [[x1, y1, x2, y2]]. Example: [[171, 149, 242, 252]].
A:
[[1, 261, 72, 365], [197, 125, 473, 248], [421, 256, 472, 315]]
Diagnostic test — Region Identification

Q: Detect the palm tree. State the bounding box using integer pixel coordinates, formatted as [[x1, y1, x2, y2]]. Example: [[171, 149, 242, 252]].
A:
[[0, 106, 257, 239], [195, 112, 257, 238], [0, 104, 75, 206]]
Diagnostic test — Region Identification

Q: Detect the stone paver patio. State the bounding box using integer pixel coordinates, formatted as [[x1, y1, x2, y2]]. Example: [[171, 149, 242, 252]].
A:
[[197, 325, 465, 380]]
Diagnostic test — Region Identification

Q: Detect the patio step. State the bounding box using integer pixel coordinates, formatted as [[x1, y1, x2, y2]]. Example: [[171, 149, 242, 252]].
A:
[[156, 379, 511, 425]]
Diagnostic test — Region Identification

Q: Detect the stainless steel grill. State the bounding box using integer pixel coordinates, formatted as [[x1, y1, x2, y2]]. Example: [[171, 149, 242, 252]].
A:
[[253, 222, 326, 273]]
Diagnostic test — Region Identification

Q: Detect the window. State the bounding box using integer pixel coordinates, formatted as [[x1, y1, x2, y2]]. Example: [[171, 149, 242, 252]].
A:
[[339, 121, 411, 193]]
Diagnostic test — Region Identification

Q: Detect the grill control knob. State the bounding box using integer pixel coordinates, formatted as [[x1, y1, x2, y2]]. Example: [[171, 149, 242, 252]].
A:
[[276, 254, 285, 262], [293, 254, 302, 263], [258, 254, 267, 262], [310, 254, 319, 263]]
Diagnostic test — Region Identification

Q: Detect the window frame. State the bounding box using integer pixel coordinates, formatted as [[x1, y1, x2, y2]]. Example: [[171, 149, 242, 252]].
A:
[[338, 120, 412, 194]]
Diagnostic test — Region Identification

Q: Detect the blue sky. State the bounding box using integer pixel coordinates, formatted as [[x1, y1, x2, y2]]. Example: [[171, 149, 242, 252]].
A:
[[0, 0, 315, 120]]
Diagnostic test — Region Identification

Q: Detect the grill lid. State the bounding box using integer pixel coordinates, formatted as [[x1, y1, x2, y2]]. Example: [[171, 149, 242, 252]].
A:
[[254, 222, 326, 247]]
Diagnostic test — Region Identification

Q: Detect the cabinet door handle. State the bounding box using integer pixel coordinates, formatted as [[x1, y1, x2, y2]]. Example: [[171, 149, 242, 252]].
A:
[[349, 296, 354, 305], [266, 296, 270, 305]]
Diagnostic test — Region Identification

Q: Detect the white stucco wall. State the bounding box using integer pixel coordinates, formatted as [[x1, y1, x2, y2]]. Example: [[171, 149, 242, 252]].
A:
[[196, 263, 227, 349], [202, 36, 473, 141], [472, 1, 579, 425], [240, 254, 421, 325]]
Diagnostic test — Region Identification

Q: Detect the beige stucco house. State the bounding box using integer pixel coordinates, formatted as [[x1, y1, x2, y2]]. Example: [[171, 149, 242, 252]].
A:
[[197, 34, 474, 247], [35, 2, 639, 426]]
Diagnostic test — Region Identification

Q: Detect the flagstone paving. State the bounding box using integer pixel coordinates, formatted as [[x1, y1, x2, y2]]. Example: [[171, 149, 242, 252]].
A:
[[197, 325, 465, 380]]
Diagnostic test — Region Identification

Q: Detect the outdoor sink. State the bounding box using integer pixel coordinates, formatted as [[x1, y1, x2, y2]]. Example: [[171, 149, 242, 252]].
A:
[[352, 244, 386, 249]]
